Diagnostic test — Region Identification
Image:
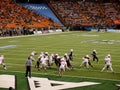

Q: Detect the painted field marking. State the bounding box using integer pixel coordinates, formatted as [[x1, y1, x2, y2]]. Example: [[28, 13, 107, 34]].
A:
[[0, 75, 15, 89], [0, 45, 16, 50], [81, 40, 120, 44], [81, 34, 99, 37], [0, 74, 100, 90], [28, 77, 100, 90]]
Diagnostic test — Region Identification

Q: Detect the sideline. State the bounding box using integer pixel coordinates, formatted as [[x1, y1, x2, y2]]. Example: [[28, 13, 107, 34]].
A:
[[0, 32, 69, 40], [1, 70, 120, 82]]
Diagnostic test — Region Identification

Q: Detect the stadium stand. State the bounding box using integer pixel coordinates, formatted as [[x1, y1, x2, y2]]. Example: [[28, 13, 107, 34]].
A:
[[49, 0, 120, 30], [49, 0, 90, 27], [0, 0, 120, 36], [0, 0, 62, 36]]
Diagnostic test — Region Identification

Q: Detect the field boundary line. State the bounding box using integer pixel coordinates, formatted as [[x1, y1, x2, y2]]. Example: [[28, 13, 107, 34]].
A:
[[0, 70, 120, 82], [0, 32, 71, 40]]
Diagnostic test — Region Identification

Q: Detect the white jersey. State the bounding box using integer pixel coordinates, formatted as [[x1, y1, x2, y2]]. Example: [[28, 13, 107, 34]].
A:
[[41, 57, 48, 66], [101, 55, 113, 72], [80, 57, 89, 68], [49, 54, 54, 64], [105, 57, 111, 65], [59, 61, 67, 71], [60, 57, 66, 62], [82, 57, 89, 63], [38, 53, 44, 60], [0, 56, 4, 64]]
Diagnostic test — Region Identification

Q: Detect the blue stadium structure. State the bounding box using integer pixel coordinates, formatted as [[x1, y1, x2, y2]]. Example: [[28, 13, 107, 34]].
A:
[[20, 3, 63, 25]]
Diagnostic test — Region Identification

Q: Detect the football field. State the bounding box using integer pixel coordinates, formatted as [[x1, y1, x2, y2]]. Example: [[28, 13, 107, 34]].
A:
[[0, 31, 120, 90]]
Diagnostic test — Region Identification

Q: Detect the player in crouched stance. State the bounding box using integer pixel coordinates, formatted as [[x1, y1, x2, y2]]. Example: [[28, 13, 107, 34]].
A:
[[101, 54, 114, 73], [80, 55, 93, 69], [41, 55, 49, 70], [0, 55, 7, 70], [48, 54, 54, 68], [80, 55, 89, 69], [59, 57, 68, 77]]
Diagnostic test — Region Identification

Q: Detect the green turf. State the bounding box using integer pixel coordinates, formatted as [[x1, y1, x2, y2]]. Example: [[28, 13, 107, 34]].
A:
[[0, 70, 120, 90], [0, 31, 120, 90]]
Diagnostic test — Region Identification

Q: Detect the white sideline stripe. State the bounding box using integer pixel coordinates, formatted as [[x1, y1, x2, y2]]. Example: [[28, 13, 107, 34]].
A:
[[1, 70, 120, 82], [25, 71, 120, 81], [0, 75, 15, 89], [0, 32, 66, 40]]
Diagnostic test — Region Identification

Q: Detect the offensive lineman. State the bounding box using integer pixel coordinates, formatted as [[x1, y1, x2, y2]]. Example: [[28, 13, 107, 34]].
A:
[[80, 55, 90, 69], [59, 56, 68, 77]]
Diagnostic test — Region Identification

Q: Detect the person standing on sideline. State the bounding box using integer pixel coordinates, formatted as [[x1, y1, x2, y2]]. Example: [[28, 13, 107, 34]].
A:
[[25, 57, 32, 78], [0, 55, 7, 70], [91, 49, 99, 62], [101, 54, 114, 73]]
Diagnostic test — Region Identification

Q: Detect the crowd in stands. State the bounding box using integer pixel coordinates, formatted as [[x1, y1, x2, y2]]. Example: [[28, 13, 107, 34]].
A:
[[78, 1, 107, 27], [0, 0, 61, 36], [0, 0, 120, 36], [50, 0, 91, 27], [50, 0, 120, 29], [101, 2, 120, 22]]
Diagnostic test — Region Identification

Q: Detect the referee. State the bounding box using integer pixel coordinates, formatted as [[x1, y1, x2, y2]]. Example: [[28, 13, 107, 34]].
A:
[[25, 57, 32, 78]]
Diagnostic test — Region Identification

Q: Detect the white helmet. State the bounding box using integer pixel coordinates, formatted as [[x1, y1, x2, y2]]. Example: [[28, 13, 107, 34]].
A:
[[55, 54, 58, 56], [64, 53, 67, 56], [107, 54, 111, 57], [86, 55, 89, 57], [93, 49, 96, 52], [45, 52, 48, 54], [31, 51, 36, 56], [71, 49, 73, 51]]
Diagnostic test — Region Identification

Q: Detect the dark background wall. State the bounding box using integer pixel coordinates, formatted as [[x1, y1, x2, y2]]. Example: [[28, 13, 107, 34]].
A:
[[16, 0, 120, 3], [16, 0, 47, 3]]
